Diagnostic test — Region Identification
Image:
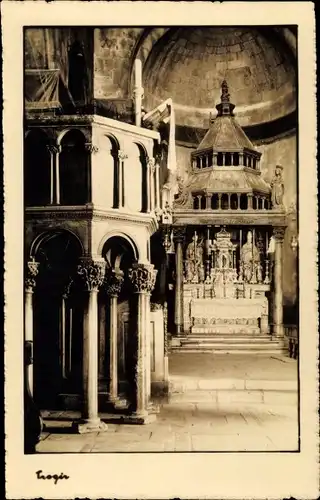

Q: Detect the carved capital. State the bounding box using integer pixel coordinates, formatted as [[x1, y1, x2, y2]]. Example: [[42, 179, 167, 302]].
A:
[[62, 278, 74, 299], [25, 260, 40, 292], [172, 226, 186, 244], [128, 263, 157, 294], [46, 143, 61, 155], [104, 268, 124, 297], [77, 258, 106, 292], [118, 150, 128, 161], [85, 142, 99, 154], [147, 157, 156, 172], [150, 302, 163, 312], [272, 227, 285, 241]]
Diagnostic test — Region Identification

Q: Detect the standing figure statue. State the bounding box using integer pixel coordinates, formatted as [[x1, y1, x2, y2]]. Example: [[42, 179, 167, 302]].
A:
[[271, 165, 284, 208], [185, 233, 204, 283], [240, 231, 261, 283]]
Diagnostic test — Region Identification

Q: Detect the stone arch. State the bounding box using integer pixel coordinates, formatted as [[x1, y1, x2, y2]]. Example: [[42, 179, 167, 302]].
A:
[[56, 127, 89, 146], [97, 231, 139, 262], [31, 229, 84, 408], [29, 228, 85, 259], [128, 28, 171, 95], [24, 128, 51, 206], [128, 142, 148, 213]]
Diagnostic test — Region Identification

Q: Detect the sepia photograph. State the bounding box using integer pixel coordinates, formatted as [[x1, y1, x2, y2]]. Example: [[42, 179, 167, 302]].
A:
[[3, 2, 318, 499], [23, 24, 299, 454]]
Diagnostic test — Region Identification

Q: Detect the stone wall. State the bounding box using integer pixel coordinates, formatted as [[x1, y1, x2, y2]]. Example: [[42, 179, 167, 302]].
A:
[[93, 28, 143, 100]]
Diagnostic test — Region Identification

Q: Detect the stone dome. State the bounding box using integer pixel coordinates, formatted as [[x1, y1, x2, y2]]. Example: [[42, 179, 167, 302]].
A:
[[142, 27, 296, 128]]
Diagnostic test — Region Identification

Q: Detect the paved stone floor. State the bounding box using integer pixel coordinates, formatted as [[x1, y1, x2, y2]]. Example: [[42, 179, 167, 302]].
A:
[[37, 402, 298, 453], [36, 354, 299, 453]]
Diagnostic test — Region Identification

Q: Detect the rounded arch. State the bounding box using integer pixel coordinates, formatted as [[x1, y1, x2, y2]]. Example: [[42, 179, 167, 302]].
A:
[[29, 228, 85, 259], [127, 142, 148, 213], [24, 128, 51, 206], [97, 230, 139, 262], [128, 27, 171, 95], [57, 127, 89, 147]]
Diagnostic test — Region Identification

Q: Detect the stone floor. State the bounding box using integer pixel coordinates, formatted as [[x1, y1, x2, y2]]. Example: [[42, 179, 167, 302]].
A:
[[36, 354, 299, 453]]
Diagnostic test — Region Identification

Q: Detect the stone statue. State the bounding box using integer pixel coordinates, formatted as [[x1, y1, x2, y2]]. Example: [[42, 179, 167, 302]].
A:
[[240, 231, 261, 283], [174, 176, 192, 208], [185, 234, 204, 283], [271, 165, 284, 208]]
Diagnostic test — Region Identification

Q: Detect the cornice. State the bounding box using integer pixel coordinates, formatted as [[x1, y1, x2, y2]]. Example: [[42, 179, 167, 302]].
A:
[[25, 206, 158, 233], [172, 211, 287, 226]]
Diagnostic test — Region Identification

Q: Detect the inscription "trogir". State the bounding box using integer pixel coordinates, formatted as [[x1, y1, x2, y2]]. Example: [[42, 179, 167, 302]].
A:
[[36, 470, 70, 484]]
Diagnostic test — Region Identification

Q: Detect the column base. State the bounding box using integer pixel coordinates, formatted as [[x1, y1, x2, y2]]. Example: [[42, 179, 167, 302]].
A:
[[147, 402, 161, 414], [109, 396, 129, 410], [129, 412, 157, 425], [74, 418, 108, 434]]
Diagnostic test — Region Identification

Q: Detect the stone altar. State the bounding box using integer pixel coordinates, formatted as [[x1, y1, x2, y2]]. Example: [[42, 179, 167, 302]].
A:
[[182, 227, 270, 335]]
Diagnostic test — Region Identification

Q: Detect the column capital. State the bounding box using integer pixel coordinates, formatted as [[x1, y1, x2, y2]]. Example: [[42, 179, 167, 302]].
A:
[[46, 143, 61, 155], [104, 268, 124, 297], [77, 258, 106, 292], [147, 157, 156, 172], [273, 227, 285, 241], [172, 226, 186, 243], [85, 142, 99, 154], [128, 263, 157, 294], [118, 150, 128, 161], [25, 260, 40, 292]]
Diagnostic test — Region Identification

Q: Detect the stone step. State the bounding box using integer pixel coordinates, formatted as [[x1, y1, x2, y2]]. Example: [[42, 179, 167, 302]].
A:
[[187, 332, 270, 337], [168, 388, 298, 405], [171, 347, 284, 355], [180, 340, 280, 346]]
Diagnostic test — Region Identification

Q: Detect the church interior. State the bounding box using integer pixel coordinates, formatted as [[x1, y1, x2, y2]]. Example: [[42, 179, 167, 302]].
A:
[[24, 26, 299, 452]]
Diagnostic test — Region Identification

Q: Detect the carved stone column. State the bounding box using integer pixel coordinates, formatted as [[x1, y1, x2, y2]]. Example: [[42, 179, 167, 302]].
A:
[[247, 193, 253, 210], [76, 258, 107, 433], [118, 150, 128, 208], [148, 158, 155, 212], [173, 227, 185, 335], [155, 163, 160, 210], [128, 263, 157, 421], [104, 268, 124, 406], [272, 228, 285, 338], [25, 260, 40, 395], [47, 144, 61, 204]]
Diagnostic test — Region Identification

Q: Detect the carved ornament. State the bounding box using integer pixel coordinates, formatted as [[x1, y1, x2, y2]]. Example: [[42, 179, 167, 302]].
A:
[[85, 143, 99, 154], [272, 227, 285, 241], [104, 268, 124, 297], [46, 144, 61, 155], [118, 150, 128, 161], [25, 260, 40, 292], [150, 302, 163, 312], [172, 226, 186, 243], [77, 258, 106, 291], [128, 263, 157, 294]]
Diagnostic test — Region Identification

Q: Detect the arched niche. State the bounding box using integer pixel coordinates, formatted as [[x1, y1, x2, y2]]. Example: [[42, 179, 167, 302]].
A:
[[60, 129, 89, 206], [126, 143, 147, 212], [221, 193, 229, 210], [99, 135, 119, 209], [100, 235, 137, 402], [31, 230, 83, 408], [24, 129, 51, 206]]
